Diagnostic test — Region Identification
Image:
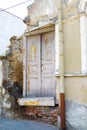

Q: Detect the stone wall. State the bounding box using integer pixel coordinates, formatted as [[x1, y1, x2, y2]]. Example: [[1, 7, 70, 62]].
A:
[[0, 60, 12, 117], [7, 36, 23, 90], [25, 106, 60, 126], [1, 36, 23, 113]]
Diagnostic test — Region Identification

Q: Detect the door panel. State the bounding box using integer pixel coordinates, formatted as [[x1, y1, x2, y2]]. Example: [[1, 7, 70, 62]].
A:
[[42, 32, 55, 97], [26, 35, 41, 97]]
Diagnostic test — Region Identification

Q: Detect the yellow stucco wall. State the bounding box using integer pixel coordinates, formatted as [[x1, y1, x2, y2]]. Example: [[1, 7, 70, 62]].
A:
[[63, 18, 81, 73], [56, 17, 87, 105], [56, 77, 87, 105], [65, 77, 87, 105]]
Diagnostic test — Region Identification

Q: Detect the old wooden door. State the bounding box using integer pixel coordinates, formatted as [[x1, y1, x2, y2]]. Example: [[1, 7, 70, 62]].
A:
[[26, 32, 55, 98], [41, 32, 55, 97], [26, 35, 41, 97]]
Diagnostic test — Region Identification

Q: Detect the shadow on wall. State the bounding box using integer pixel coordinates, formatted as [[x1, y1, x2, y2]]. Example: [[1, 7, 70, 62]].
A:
[[2, 80, 22, 109], [3, 80, 22, 98]]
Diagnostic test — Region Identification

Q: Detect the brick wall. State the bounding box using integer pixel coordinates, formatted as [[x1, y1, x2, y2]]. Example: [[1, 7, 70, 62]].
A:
[[25, 106, 60, 126]]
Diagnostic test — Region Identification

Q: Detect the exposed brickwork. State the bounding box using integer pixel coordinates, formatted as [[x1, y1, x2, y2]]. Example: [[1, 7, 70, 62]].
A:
[[25, 106, 60, 126]]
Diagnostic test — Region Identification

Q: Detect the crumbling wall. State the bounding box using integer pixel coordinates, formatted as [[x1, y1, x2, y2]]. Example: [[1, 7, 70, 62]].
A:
[[0, 36, 23, 117], [7, 36, 23, 90], [2, 36, 23, 110], [23, 0, 60, 26], [0, 60, 11, 117], [23, 0, 80, 27], [25, 106, 60, 126]]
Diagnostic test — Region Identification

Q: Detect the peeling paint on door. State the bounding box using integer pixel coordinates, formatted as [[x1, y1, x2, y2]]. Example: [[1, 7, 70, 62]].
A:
[[26, 32, 55, 98]]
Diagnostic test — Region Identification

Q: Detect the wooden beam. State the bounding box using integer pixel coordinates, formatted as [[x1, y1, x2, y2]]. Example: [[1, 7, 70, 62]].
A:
[[18, 97, 55, 106]]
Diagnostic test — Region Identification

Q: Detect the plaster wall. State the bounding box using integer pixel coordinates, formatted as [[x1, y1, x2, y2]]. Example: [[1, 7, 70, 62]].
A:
[[65, 77, 87, 105], [66, 100, 87, 130], [27, 0, 59, 25], [56, 76, 87, 129], [56, 76, 87, 105], [63, 18, 81, 73]]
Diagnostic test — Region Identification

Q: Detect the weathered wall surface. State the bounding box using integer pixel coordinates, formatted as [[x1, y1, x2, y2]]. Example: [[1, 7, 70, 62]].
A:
[[0, 60, 11, 117], [63, 0, 79, 19], [0, 36, 24, 117], [63, 16, 87, 129], [24, 0, 80, 27], [63, 17, 81, 73], [2, 59, 8, 81], [26, 106, 60, 126], [56, 76, 87, 105], [7, 36, 23, 89], [27, 0, 59, 26], [66, 100, 87, 130], [56, 76, 87, 129], [65, 77, 87, 105], [22, 0, 87, 128]]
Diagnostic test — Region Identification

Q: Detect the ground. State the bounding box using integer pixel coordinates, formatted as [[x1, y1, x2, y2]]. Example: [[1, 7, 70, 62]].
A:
[[0, 118, 74, 130], [0, 118, 58, 130]]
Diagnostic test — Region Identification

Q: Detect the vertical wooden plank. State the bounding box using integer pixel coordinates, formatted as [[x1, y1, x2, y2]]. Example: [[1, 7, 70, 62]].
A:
[[41, 31, 55, 97], [26, 35, 41, 97]]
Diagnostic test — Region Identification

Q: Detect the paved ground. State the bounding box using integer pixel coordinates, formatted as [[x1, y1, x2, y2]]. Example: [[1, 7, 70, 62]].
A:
[[0, 118, 75, 130], [0, 118, 58, 130]]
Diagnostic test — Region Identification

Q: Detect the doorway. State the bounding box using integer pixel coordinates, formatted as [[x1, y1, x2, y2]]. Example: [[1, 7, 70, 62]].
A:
[[26, 31, 55, 97]]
